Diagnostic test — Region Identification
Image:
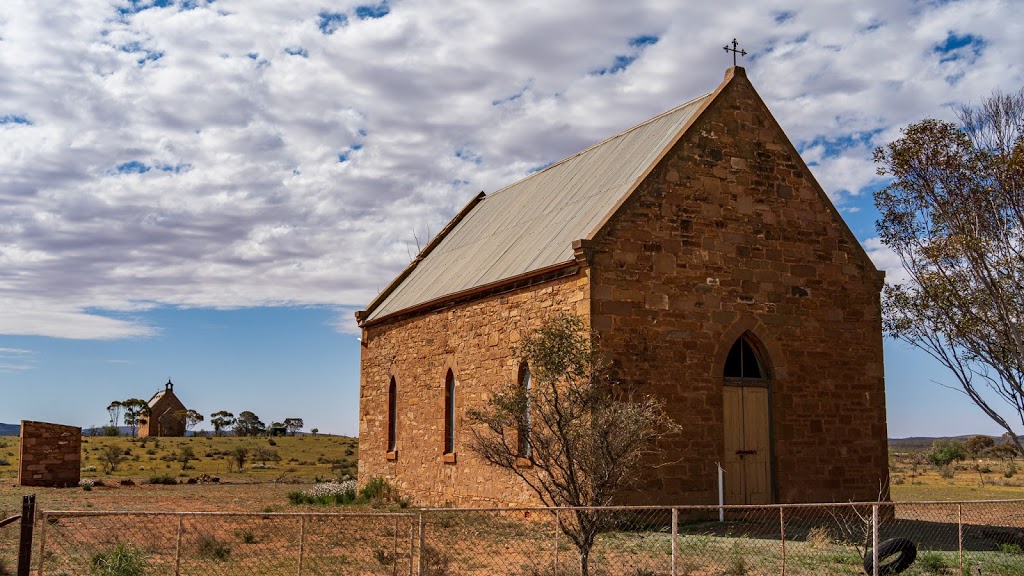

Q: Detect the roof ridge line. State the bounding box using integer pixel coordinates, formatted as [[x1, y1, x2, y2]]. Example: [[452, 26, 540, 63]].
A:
[[485, 91, 714, 200]]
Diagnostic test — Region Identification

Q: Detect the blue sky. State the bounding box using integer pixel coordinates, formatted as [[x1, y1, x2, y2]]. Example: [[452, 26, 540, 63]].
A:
[[1, 0, 1023, 437]]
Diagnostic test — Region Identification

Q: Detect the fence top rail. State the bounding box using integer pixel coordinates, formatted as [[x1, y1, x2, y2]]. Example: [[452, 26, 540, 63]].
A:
[[42, 510, 418, 519], [418, 499, 1024, 513], [37, 499, 1024, 519]]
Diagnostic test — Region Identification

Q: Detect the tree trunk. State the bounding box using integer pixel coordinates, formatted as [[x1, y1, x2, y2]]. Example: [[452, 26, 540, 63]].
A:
[[578, 545, 591, 576]]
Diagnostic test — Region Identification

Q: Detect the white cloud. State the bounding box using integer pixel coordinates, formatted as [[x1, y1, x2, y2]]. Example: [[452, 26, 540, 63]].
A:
[[863, 237, 912, 286], [0, 345, 36, 372], [0, 0, 1022, 339]]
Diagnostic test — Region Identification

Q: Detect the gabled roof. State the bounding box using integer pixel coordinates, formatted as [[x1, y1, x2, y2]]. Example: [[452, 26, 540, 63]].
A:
[[360, 71, 736, 325], [147, 390, 166, 408]]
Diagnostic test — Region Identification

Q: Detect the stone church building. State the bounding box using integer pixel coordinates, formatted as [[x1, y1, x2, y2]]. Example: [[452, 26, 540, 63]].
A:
[[356, 67, 889, 507], [139, 380, 188, 438]]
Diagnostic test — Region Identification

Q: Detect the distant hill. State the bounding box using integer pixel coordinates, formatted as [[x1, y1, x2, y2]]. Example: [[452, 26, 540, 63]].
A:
[[0, 423, 20, 436], [889, 435, 999, 451]]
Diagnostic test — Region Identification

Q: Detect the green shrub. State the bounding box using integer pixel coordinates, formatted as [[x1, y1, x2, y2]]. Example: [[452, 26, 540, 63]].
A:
[[1000, 543, 1023, 555], [197, 535, 231, 560], [937, 465, 955, 479], [147, 474, 177, 485], [927, 440, 967, 467], [916, 551, 949, 573], [90, 542, 148, 576], [1007, 462, 1018, 478], [0, 557, 11, 576], [360, 477, 398, 503], [235, 528, 258, 544]]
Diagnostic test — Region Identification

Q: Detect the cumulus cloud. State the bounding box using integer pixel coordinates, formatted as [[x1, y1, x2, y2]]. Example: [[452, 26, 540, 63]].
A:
[[0, 0, 1021, 339]]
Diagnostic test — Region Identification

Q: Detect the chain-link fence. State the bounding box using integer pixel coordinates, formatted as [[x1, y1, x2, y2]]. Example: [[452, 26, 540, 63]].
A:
[[20, 500, 1024, 575]]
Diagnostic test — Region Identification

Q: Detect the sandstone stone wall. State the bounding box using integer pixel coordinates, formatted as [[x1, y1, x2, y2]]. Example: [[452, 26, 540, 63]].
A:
[[585, 69, 889, 504], [18, 420, 81, 488], [359, 274, 588, 506]]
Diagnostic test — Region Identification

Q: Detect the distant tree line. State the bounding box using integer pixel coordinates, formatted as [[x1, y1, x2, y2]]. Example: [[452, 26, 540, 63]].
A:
[[100, 402, 306, 438]]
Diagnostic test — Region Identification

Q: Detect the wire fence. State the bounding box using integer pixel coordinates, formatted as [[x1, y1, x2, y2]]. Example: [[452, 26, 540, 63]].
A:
[[13, 500, 1024, 575]]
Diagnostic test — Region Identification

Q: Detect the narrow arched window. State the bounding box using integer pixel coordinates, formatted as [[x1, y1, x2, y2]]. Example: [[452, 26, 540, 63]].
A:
[[724, 337, 764, 379], [517, 363, 532, 458], [443, 369, 456, 455], [387, 377, 397, 453]]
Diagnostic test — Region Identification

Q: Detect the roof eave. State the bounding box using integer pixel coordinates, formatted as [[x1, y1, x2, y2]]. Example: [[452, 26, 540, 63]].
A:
[[357, 191, 487, 324], [360, 259, 579, 329]]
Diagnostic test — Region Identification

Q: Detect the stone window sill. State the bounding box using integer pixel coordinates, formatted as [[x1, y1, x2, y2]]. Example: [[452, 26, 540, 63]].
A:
[[386, 450, 398, 461], [515, 458, 532, 469], [442, 452, 457, 464]]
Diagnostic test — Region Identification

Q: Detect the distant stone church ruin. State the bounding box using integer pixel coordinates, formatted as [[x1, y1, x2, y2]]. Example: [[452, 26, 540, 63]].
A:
[[139, 380, 188, 437]]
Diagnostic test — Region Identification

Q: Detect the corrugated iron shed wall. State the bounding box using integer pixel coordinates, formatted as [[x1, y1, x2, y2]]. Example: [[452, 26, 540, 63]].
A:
[[366, 93, 712, 322]]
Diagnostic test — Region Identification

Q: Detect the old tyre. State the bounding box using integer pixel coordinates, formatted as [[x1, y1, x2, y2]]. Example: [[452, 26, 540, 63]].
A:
[[863, 538, 917, 575]]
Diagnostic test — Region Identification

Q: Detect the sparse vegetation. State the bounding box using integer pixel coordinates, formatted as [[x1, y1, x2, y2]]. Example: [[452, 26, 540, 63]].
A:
[[90, 542, 148, 576], [197, 534, 232, 560]]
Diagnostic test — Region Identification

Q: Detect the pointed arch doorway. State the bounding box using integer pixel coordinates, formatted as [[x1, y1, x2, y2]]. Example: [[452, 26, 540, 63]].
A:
[[722, 335, 773, 504]]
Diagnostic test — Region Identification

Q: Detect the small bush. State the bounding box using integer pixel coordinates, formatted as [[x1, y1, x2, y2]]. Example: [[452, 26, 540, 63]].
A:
[[90, 542, 148, 576], [1000, 543, 1023, 555], [806, 525, 834, 548], [374, 548, 395, 566], [148, 474, 177, 485], [937, 465, 955, 479], [916, 551, 949, 573], [235, 528, 258, 544], [361, 477, 398, 503], [0, 557, 12, 576], [1007, 463, 1018, 478], [0, 458, 10, 466], [197, 535, 231, 560], [980, 465, 992, 473]]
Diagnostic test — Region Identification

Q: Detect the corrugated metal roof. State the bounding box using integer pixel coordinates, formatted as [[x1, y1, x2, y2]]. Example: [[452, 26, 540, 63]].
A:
[[365, 92, 712, 322]]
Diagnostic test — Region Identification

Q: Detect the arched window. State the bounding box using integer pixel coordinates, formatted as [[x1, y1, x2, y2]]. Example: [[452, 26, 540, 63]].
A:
[[517, 363, 531, 458], [443, 369, 456, 455], [387, 377, 397, 453], [724, 337, 765, 380]]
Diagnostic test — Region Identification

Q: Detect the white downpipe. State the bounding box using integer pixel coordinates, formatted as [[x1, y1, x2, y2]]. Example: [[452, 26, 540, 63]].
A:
[[717, 462, 725, 522]]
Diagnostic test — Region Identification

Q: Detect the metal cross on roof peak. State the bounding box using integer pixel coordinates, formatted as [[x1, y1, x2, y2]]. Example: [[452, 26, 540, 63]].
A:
[[723, 38, 746, 67]]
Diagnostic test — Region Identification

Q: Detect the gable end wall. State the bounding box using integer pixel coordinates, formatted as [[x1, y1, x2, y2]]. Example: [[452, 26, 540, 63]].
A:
[[587, 74, 889, 504]]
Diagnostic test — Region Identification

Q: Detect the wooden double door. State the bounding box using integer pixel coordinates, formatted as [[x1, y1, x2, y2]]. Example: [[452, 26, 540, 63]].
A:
[[722, 384, 772, 505]]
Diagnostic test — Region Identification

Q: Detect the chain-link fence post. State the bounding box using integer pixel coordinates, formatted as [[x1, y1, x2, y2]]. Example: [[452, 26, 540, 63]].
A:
[[34, 509, 47, 576], [297, 514, 306, 576], [671, 507, 678, 576], [416, 511, 424, 576], [392, 515, 399, 576], [174, 516, 183, 576], [957, 503, 963, 575], [871, 504, 879, 576], [554, 509, 559, 576], [779, 506, 786, 576]]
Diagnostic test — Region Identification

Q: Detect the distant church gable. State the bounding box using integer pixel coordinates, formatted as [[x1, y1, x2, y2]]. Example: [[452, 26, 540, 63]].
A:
[[139, 379, 188, 438]]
